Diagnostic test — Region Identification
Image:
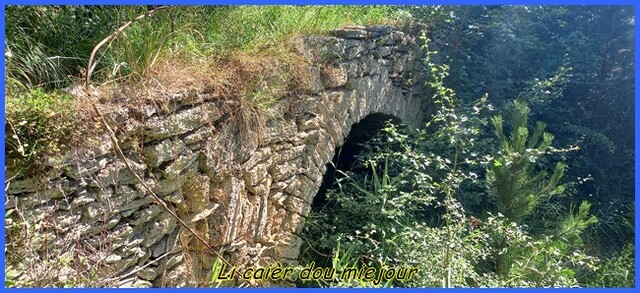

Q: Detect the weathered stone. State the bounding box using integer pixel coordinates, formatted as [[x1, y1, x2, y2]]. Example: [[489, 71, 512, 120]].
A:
[[253, 175, 272, 242], [152, 176, 186, 197], [345, 44, 365, 60], [120, 197, 155, 215], [151, 228, 179, 258], [242, 147, 272, 170], [280, 210, 306, 234], [165, 253, 184, 271], [142, 102, 221, 142], [189, 202, 219, 223], [269, 161, 302, 183], [300, 66, 324, 93], [321, 64, 348, 89], [5, 196, 18, 210], [332, 27, 368, 39], [378, 31, 403, 46], [71, 189, 96, 209], [83, 215, 121, 236], [270, 191, 287, 207], [131, 205, 163, 226], [304, 36, 346, 62], [283, 195, 312, 218], [140, 213, 177, 248], [163, 191, 184, 205], [87, 133, 115, 157], [392, 54, 409, 73], [120, 278, 153, 288], [137, 267, 159, 281], [38, 186, 71, 200], [17, 192, 51, 208], [90, 160, 145, 188], [182, 126, 211, 146], [276, 233, 303, 260], [369, 25, 393, 37], [221, 176, 248, 243], [134, 103, 158, 119], [283, 175, 317, 203], [161, 262, 194, 287], [97, 185, 139, 213], [83, 203, 100, 219], [105, 254, 122, 264], [54, 213, 81, 230], [64, 157, 109, 180], [143, 139, 186, 167], [271, 145, 305, 165], [5, 25, 429, 287], [182, 174, 210, 214], [162, 151, 200, 178], [120, 237, 144, 252], [265, 120, 298, 144], [9, 177, 77, 200], [243, 160, 271, 187]]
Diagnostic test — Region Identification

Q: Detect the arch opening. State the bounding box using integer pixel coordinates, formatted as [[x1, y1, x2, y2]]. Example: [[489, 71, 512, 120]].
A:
[[312, 113, 402, 212]]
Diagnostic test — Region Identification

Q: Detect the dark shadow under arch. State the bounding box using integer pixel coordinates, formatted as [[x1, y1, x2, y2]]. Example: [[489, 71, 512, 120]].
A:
[[312, 113, 402, 211]]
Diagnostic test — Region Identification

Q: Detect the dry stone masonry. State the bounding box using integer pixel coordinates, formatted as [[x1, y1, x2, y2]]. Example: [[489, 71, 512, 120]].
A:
[[5, 25, 432, 287]]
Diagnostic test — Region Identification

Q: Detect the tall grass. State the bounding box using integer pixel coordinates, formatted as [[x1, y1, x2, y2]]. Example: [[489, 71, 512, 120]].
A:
[[190, 6, 396, 52], [5, 6, 118, 90], [5, 6, 403, 92], [4, 5, 406, 180]]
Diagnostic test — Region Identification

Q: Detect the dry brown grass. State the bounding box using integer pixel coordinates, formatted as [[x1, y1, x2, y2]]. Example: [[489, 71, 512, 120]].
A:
[[5, 42, 318, 285], [79, 44, 315, 149], [4, 199, 121, 287], [88, 44, 312, 108]]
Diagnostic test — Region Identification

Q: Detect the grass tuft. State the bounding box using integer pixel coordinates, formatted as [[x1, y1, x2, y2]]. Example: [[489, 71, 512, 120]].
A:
[[6, 5, 403, 91]]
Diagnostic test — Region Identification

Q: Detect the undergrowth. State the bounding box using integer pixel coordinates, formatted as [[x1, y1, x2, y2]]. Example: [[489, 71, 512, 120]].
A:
[[4, 88, 89, 178], [297, 33, 605, 288], [5, 6, 406, 166], [5, 200, 121, 287], [5, 6, 403, 91]]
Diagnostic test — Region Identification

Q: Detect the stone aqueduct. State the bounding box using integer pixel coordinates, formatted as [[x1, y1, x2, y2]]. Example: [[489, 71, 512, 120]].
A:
[[5, 25, 433, 286]]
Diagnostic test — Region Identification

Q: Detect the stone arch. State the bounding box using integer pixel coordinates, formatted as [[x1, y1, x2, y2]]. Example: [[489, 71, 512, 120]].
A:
[[4, 24, 432, 287], [204, 26, 431, 274]]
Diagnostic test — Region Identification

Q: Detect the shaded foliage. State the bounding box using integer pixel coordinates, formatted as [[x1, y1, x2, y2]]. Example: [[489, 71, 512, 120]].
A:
[[300, 29, 604, 287], [301, 6, 633, 288], [414, 5, 634, 252]]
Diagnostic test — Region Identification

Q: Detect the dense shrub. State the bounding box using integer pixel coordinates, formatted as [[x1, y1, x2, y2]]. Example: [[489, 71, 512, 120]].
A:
[[299, 35, 601, 288]]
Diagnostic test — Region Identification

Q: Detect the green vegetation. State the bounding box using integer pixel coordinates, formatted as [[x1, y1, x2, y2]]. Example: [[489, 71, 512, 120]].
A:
[[4, 5, 399, 175], [487, 100, 567, 224], [5, 201, 117, 287], [587, 243, 635, 287], [5, 6, 400, 91], [299, 35, 602, 287], [4, 5, 634, 288], [300, 6, 634, 288], [5, 88, 86, 178], [419, 5, 635, 253]]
